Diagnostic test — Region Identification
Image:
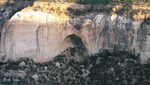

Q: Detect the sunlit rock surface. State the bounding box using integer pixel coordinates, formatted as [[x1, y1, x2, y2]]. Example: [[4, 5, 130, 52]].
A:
[[0, 11, 78, 62], [0, 1, 150, 63]]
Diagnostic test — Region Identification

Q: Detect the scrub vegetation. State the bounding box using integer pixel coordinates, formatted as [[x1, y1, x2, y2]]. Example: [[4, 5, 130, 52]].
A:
[[0, 48, 150, 85]]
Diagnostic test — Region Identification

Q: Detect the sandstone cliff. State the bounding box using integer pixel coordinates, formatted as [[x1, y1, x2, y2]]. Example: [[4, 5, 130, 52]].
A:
[[0, 1, 149, 63]]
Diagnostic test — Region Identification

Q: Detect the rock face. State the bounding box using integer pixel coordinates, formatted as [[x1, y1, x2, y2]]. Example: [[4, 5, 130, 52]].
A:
[[0, 3, 149, 63], [0, 11, 79, 62]]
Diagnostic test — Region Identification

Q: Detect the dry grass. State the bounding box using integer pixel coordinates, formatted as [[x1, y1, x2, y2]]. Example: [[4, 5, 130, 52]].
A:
[[22, 1, 74, 20], [132, 4, 150, 10]]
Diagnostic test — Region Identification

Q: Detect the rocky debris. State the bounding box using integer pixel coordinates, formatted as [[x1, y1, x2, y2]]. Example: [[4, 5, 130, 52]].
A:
[[0, 49, 150, 85], [19, 61, 26, 67], [32, 74, 39, 81]]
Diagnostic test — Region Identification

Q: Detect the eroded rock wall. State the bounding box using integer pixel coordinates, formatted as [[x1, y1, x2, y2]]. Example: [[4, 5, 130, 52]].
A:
[[0, 1, 149, 63], [0, 10, 149, 63]]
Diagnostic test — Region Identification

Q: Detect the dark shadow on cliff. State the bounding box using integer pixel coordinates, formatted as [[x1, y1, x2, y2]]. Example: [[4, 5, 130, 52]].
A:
[[0, 0, 36, 41], [0, 0, 35, 26], [143, 17, 150, 25]]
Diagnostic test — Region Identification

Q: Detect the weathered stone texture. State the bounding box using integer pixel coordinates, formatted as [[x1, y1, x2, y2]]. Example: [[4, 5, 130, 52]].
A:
[[0, 10, 149, 63]]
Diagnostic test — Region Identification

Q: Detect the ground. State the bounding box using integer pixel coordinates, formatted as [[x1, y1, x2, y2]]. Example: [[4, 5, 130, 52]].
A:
[[0, 48, 150, 85]]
